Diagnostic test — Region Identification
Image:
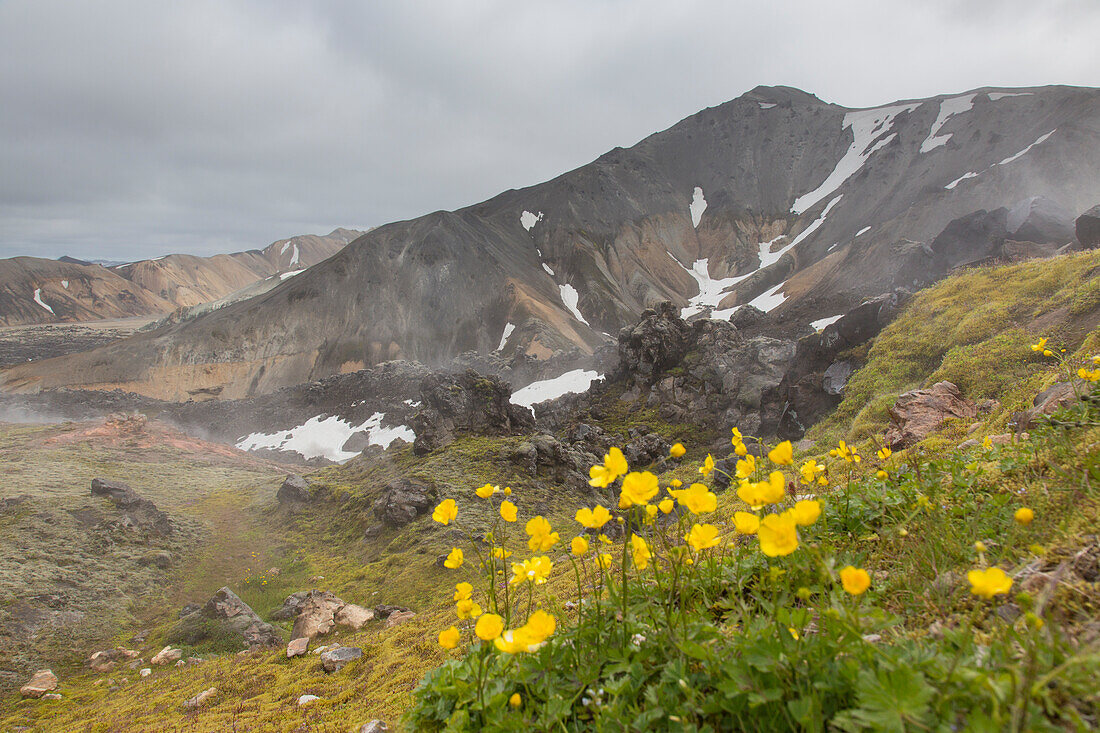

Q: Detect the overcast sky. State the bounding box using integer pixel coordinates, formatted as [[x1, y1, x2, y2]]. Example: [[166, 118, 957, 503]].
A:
[[1, 0, 1098, 260]]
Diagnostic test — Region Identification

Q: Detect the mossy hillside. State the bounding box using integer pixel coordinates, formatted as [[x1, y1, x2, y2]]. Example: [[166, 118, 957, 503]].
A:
[[811, 250, 1100, 447]]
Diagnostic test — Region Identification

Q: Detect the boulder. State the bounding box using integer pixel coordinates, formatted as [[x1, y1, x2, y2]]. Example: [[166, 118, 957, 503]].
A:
[[334, 603, 375, 630], [277, 474, 312, 504], [1006, 196, 1076, 245], [884, 381, 978, 448], [86, 649, 135, 673], [320, 646, 363, 673], [373, 604, 410, 620], [372, 478, 437, 527], [298, 694, 321, 707], [287, 637, 309, 658], [291, 590, 345, 640], [1077, 204, 1100, 249], [139, 668, 152, 677], [616, 302, 694, 384], [384, 610, 416, 629], [181, 687, 217, 710], [20, 669, 58, 698], [822, 361, 853, 396], [90, 478, 171, 535], [270, 592, 309, 621], [151, 646, 182, 665], [623, 433, 671, 468], [170, 587, 281, 648]]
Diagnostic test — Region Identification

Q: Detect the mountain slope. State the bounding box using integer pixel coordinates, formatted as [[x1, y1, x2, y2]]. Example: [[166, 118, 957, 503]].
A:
[[4, 85, 1099, 400], [0, 229, 359, 327]]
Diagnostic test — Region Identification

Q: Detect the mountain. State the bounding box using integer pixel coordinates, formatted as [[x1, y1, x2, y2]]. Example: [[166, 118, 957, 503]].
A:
[[3, 85, 1099, 400], [0, 229, 359, 327]]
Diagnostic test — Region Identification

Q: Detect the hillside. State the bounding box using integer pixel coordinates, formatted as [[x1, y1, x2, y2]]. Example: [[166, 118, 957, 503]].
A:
[[0, 252, 1098, 730], [3, 85, 1098, 401], [0, 229, 358, 327]]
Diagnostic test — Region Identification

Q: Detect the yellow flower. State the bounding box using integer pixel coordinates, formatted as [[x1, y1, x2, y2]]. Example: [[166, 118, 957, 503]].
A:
[[658, 498, 674, 514], [839, 566, 871, 595], [731, 427, 743, 443], [630, 534, 652, 569], [524, 609, 556, 644], [670, 482, 718, 514], [509, 693, 522, 708], [768, 440, 793, 465], [598, 534, 612, 544], [1077, 367, 1100, 382], [455, 599, 483, 619], [571, 536, 589, 556], [645, 504, 659, 520], [876, 469, 888, 480], [1030, 337, 1048, 352], [967, 567, 1013, 599], [876, 446, 891, 461], [575, 505, 612, 529], [503, 486, 512, 495], [589, 447, 629, 487], [670, 479, 683, 488], [735, 454, 756, 479], [494, 610, 556, 654], [619, 471, 660, 507], [734, 441, 748, 457], [438, 626, 461, 649], [799, 459, 824, 485], [736, 471, 786, 510], [733, 511, 760, 534], [525, 516, 559, 551], [974, 540, 987, 553], [758, 511, 799, 557], [475, 614, 504, 641], [454, 582, 473, 601], [789, 499, 821, 526], [492, 547, 513, 559], [699, 454, 716, 476], [596, 553, 613, 570], [499, 500, 518, 522], [982, 436, 993, 449], [834, 440, 860, 463], [432, 498, 458, 525], [444, 547, 464, 569], [1014, 507, 1035, 525], [686, 523, 721, 552], [509, 556, 553, 586], [669, 442, 686, 458], [475, 483, 497, 499], [788, 627, 800, 640]]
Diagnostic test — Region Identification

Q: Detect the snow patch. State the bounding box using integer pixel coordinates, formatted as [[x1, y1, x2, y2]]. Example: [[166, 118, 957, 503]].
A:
[[671, 255, 753, 319], [61, 280, 69, 289], [236, 412, 414, 463], [403, 399, 421, 408], [810, 314, 843, 331], [758, 102, 776, 109], [510, 369, 601, 409], [280, 241, 290, 255], [542, 263, 555, 276], [747, 281, 787, 313], [767, 194, 843, 266], [497, 322, 515, 351], [791, 102, 919, 214], [520, 211, 543, 231], [945, 171, 979, 190], [998, 130, 1056, 166], [559, 284, 589, 324], [289, 244, 300, 267], [280, 269, 304, 280], [855, 226, 871, 237], [988, 91, 1032, 101], [689, 187, 707, 228], [32, 288, 54, 314], [920, 94, 975, 153]]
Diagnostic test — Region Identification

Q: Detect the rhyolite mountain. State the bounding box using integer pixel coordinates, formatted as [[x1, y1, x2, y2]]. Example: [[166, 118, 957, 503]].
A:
[[0, 229, 359, 326], [3, 85, 1100, 400]]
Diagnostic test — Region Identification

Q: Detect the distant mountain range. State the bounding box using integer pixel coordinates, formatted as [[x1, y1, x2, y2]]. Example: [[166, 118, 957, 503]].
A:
[[0, 229, 359, 327], [3, 84, 1099, 401]]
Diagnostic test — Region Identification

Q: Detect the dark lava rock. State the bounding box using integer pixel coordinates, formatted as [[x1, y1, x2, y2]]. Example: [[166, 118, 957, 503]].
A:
[[320, 646, 363, 673], [411, 370, 535, 454], [1006, 196, 1075, 245], [623, 433, 670, 467], [90, 478, 171, 535], [373, 604, 410, 619], [271, 591, 310, 621], [822, 361, 853, 396], [1077, 204, 1100, 249], [616, 302, 694, 384], [372, 478, 437, 527], [277, 474, 313, 504], [930, 208, 1009, 271]]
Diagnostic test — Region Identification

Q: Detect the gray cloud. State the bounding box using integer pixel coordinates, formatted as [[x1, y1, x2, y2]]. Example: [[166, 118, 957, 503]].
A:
[[1, 0, 1098, 259]]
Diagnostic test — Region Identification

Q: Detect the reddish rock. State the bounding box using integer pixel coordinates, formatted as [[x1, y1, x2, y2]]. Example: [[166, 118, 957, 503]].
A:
[[20, 669, 58, 698], [884, 381, 977, 448], [384, 610, 416, 629]]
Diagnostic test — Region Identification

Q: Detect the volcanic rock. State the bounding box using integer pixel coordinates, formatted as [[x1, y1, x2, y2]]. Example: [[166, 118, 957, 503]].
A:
[[884, 381, 978, 448], [20, 670, 58, 698], [277, 474, 313, 504], [1077, 204, 1100, 249], [287, 637, 309, 658], [411, 370, 535, 454], [320, 646, 363, 673], [373, 478, 437, 527], [90, 478, 171, 535], [181, 687, 217, 710]]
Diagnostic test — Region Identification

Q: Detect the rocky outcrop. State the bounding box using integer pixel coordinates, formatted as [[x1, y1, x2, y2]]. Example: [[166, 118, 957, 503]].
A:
[[151, 646, 182, 666], [90, 478, 171, 535], [287, 590, 375, 640], [411, 370, 535, 454], [372, 478, 437, 527], [616, 302, 695, 384], [884, 381, 978, 448], [170, 587, 281, 649], [320, 646, 363, 673], [181, 687, 218, 710], [1077, 205, 1100, 249]]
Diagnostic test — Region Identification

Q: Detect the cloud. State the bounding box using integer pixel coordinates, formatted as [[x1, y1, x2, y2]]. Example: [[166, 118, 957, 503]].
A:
[[1, 0, 1098, 259]]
